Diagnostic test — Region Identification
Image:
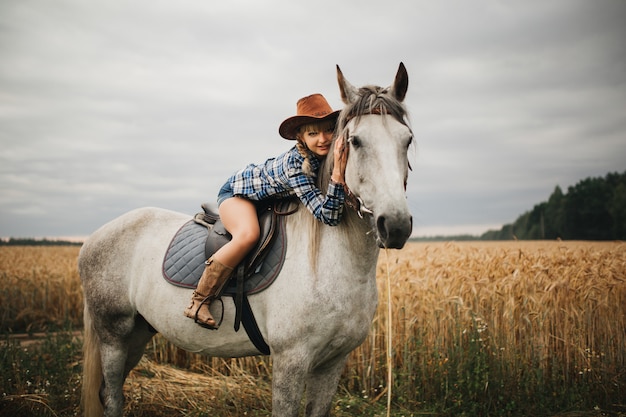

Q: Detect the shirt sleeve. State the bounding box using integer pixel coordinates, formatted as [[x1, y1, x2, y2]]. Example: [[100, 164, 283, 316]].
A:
[[287, 170, 346, 226]]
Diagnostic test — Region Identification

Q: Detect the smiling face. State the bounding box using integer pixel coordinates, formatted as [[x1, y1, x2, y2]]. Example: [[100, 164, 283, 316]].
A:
[[297, 121, 335, 158]]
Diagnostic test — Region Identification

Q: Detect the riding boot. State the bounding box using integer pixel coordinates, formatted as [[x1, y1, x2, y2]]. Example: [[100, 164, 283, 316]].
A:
[[184, 257, 233, 329]]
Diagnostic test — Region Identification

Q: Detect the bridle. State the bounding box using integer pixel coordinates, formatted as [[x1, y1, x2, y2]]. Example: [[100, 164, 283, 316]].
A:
[[338, 108, 381, 219], [338, 104, 410, 220], [344, 187, 373, 219]]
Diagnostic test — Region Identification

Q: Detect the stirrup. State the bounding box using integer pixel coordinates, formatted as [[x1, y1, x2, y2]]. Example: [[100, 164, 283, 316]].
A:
[[193, 297, 225, 330]]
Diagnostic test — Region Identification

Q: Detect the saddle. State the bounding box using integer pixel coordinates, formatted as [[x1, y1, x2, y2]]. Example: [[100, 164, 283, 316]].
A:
[[195, 199, 295, 281], [163, 199, 297, 354]]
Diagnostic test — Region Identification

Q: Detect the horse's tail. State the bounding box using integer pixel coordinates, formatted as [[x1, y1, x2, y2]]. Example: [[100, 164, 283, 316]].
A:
[[81, 303, 104, 417]]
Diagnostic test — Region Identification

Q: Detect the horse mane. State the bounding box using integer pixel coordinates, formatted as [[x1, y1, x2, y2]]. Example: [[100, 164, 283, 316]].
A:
[[336, 85, 409, 133], [297, 85, 410, 269]]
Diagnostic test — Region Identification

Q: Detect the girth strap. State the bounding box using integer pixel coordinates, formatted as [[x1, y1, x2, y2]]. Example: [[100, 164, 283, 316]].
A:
[[241, 295, 270, 355], [234, 264, 244, 331], [199, 200, 294, 355]]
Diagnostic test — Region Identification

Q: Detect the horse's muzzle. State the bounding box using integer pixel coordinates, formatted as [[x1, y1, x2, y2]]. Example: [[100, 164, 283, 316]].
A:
[[376, 213, 413, 249]]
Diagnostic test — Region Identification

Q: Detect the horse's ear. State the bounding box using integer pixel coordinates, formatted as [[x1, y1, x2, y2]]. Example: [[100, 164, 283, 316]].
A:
[[337, 65, 359, 105], [391, 62, 409, 102]]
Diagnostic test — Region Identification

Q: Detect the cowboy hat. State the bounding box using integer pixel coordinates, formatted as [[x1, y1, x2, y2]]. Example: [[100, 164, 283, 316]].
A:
[[279, 94, 340, 140]]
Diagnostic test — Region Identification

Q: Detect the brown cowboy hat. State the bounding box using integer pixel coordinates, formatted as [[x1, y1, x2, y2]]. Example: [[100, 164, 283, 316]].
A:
[[279, 94, 340, 140]]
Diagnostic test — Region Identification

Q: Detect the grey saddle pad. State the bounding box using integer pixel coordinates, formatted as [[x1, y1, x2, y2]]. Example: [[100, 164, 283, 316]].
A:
[[162, 219, 286, 295]]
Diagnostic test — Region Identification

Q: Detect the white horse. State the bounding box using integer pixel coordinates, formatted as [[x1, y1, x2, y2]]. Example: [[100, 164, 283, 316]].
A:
[[79, 63, 413, 417]]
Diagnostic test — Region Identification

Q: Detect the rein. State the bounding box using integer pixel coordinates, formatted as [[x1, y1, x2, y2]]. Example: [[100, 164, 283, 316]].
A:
[[338, 105, 386, 219], [344, 187, 373, 219]]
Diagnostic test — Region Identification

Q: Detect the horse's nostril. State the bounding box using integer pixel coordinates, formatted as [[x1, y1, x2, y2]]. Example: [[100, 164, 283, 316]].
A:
[[377, 216, 388, 241], [376, 214, 412, 249]]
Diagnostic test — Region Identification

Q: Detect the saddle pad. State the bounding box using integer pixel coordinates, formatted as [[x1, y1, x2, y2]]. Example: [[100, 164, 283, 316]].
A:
[[162, 219, 286, 295]]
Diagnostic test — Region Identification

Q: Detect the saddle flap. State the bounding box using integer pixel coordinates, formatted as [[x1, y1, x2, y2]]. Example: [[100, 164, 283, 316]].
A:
[[204, 199, 296, 275], [205, 220, 231, 259], [246, 205, 276, 272], [163, 199, 296, 293]]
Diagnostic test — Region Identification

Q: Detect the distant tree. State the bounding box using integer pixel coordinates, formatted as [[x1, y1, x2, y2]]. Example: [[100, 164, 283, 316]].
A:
[[511, 211, 529, 239], [481, 171, 626, 241], [608, 182, 626, 238], [0, 238, 82, 246], [544, 186, 565, 239], [564, 176, 612, 239]]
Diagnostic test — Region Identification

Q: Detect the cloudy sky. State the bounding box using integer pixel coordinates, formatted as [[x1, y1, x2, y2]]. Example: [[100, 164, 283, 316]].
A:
[[1, 0, 625, 240]]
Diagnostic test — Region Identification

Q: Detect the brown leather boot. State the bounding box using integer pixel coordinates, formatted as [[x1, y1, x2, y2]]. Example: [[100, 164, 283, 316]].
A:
[[184, 257, 233, 329]]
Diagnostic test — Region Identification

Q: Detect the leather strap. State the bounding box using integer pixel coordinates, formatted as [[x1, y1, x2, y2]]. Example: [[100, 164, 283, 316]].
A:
[[241, 295, 270, 355], [234, 264, 245, 331]]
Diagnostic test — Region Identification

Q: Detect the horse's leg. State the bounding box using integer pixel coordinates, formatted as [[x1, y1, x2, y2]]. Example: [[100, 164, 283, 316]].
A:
[[304, 355, 349, 417], [122, 315, 156, 377], [271, 351, 308, 417], [98, 340, 129, 417], [97, 314, 153, 417]]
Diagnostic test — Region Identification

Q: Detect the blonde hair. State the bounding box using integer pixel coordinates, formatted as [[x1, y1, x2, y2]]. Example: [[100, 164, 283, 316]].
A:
[[294, 120, 336, 176]]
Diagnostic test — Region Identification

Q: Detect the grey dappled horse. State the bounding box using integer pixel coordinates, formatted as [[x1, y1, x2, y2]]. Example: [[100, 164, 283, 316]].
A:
[[79, 63, 413, 417]]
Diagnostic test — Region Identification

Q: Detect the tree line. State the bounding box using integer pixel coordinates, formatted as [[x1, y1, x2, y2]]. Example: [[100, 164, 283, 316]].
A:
[[481, 170, 626, 240], [0, 238, 82, 246], [4, 170, 626, 244]]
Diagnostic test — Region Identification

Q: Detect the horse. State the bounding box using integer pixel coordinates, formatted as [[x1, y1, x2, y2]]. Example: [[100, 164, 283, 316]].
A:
[[79, 63, 413, 417]]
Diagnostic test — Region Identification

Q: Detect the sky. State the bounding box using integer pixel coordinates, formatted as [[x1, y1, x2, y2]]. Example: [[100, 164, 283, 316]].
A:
[[1, 0, 625, 240]]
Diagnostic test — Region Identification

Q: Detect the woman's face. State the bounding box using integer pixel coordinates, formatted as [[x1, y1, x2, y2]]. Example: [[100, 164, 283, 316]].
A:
[[299, 123, 334, 158]]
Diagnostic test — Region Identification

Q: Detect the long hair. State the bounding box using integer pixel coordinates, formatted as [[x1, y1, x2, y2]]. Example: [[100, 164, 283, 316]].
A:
[[295, 140, 314, 176]]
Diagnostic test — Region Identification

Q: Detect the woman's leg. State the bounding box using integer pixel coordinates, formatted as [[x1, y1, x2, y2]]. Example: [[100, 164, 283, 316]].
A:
[[212, 197, 260, 268], [184, 197, 259, 327]]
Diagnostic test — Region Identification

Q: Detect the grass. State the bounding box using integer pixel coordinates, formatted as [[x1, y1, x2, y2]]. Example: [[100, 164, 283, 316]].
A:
[[1, 242, 625, 416]]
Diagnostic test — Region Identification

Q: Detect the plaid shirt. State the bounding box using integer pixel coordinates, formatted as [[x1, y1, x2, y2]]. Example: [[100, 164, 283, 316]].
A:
[[228, 146, 345, 226]]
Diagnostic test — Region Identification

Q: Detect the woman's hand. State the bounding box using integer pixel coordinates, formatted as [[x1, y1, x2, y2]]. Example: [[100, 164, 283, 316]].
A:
[[331, 135, 348, 185]]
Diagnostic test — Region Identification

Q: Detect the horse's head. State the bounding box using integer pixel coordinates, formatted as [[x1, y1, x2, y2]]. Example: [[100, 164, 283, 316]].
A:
[[335, 63, 413, 249]]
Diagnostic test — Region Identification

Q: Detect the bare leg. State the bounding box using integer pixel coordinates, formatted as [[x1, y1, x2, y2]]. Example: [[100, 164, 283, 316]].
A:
[[184, 196, 260, 327], [213, 197, 260, 268]]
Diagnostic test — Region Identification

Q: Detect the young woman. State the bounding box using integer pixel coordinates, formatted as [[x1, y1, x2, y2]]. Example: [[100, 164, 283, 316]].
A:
[[184, 94, 349, 328]]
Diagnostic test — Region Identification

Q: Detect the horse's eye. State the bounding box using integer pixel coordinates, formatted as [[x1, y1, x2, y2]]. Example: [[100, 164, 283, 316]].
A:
[[348, 136, 361, 149]]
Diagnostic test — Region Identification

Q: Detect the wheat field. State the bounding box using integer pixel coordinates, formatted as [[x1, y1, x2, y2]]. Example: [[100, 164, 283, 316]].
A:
[[1, 241, 625, 415]]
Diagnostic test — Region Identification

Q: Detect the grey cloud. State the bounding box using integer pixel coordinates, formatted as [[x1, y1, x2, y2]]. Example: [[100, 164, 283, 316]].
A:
[[1, 0, 625, 238]]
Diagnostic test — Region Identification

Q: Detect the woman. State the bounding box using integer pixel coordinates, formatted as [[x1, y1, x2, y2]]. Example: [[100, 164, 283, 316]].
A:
[[184, 93, 349, 328]]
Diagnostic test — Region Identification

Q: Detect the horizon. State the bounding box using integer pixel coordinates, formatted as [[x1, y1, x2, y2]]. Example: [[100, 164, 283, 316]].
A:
[[2, 1, 625, 239]]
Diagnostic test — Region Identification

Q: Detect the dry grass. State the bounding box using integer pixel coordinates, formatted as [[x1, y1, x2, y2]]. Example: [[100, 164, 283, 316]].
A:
[[360, 241, 626, 410], [0, 246, 82, 332], [1, 241, 625, 415], [371, 240, 626, 367], [122, 357, 272, 416]]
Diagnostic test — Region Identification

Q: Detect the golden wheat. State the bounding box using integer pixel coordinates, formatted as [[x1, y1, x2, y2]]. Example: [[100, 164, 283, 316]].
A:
[[1, 241, 625, 407], [0, 246, 82, 332], [360, 241, 626, 395]]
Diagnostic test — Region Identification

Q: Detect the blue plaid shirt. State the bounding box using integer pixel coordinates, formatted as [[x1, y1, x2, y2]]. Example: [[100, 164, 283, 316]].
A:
[[227, 146, 345, 226]]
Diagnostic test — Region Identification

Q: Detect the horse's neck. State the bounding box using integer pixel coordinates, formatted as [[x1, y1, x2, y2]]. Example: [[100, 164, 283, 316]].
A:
[[335, 210, 379, 262], [314, 155, 379, 263], [287, 206, 379, 280]]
